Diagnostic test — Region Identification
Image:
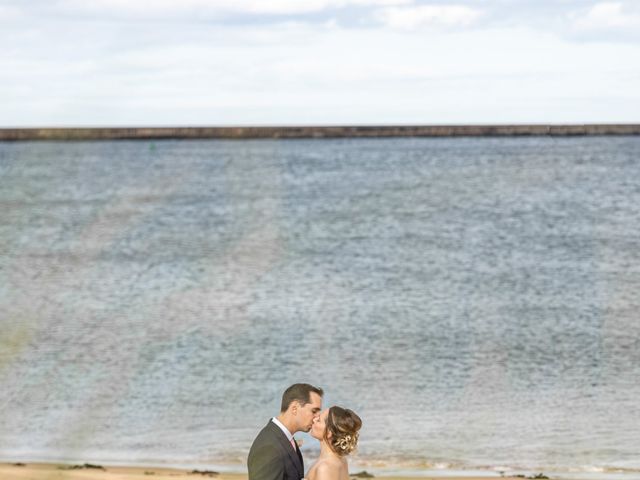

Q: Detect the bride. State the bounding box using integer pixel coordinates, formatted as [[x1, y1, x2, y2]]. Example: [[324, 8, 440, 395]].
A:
[[307, 406, 362, 480]]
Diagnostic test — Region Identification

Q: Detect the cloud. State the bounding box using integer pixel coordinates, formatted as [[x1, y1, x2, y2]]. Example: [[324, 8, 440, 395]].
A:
[[57, 0, 412, 17], [1, 2, 640, 125], [570, 2, 640, 32], [574, 2, 640, 28], [375, 5, 482, 30], [0, 4, 22, 20]]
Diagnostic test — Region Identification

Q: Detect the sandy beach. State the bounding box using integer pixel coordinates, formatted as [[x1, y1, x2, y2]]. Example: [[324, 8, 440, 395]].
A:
[[0, 463, 544, 480], [1, 463, 236, 480]]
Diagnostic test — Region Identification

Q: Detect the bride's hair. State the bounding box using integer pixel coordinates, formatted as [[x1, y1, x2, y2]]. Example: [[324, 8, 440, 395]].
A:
[[324, 406, 362, 456]]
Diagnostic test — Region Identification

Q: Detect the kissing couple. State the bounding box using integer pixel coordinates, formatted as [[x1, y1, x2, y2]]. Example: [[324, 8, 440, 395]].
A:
[[248, 384, 362, 480]]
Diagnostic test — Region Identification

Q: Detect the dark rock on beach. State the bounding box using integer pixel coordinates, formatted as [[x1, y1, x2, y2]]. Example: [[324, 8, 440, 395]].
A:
[[351, 471, 375, 478], [58, 463, 106, 470], [189, 470, 219, 477]]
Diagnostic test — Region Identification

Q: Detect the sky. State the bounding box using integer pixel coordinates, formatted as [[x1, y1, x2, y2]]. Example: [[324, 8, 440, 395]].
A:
[[1, 0, 640, 126]]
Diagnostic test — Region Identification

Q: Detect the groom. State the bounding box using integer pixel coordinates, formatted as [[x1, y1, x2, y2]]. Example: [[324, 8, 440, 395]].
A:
[[248, 383, 323, 480]]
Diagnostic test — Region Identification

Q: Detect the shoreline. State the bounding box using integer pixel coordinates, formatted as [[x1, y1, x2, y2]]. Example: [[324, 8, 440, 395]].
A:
[[0, 462, 557, 480], [1, 462, 638, 480], [1, 124, 640, 141]]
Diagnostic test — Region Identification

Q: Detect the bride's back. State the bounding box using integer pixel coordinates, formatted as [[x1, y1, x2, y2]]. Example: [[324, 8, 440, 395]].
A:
[[307, 456, 349, 480]]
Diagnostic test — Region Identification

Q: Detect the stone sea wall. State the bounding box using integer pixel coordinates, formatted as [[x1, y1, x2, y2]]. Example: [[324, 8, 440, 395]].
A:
[[1, 124, 639, 141]]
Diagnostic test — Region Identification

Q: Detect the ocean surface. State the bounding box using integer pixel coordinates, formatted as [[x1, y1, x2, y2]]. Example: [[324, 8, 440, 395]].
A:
[[1, 137, 639, 477]]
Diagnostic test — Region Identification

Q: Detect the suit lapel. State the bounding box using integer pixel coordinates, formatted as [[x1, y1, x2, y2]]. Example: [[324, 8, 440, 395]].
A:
[[268, 421, 304, 478], [295, 441, 304, 472]]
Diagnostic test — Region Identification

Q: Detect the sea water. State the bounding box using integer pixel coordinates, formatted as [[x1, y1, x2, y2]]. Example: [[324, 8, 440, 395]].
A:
[[1, 137, 639, 476]]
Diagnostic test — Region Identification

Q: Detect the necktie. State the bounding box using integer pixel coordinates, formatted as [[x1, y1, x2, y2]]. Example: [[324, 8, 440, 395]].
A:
[[290, 438, 296, 451]]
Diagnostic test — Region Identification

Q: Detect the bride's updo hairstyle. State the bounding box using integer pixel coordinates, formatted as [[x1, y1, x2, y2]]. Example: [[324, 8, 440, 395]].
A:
[[324, 406, 362, 456]]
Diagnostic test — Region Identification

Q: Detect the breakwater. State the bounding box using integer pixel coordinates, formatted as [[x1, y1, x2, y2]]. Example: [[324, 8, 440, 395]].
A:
[[1, 124, 639, 141]]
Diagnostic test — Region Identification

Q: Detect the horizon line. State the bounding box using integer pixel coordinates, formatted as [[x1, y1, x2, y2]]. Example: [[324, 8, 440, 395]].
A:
[[2, 123, 640, 141]]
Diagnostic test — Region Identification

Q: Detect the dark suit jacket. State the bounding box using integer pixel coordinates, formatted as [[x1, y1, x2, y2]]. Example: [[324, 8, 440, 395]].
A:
[[248, 420, 304, 480]]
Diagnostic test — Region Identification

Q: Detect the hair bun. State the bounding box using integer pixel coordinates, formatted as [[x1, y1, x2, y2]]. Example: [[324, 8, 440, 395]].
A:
[[335, 432, 359, 454], [326, 407, 362, 456]]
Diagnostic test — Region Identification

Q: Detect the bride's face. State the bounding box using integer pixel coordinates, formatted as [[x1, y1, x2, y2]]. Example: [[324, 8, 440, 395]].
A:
[[310, 409, 329, 440]]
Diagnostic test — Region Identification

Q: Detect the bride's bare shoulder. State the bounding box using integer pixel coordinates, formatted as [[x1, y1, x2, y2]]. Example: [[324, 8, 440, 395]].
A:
[[308, 459, 344, 480]]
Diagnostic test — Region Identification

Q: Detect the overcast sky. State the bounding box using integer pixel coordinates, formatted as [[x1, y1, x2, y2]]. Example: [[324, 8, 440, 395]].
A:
[[1, 0, 639, 126]]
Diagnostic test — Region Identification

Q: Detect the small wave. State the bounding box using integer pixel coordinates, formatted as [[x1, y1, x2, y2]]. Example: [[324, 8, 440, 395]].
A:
[[348, 455, 640, 478]]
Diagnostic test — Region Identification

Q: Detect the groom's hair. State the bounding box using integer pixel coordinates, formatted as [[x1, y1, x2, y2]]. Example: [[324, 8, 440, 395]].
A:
[[280, 383, 323, 412]]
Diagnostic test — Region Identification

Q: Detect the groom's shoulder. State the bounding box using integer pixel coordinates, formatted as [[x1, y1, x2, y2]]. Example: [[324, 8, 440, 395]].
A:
[[251, 421, 278, 445], [249, 421, 282, 465], [257, 420, 276, 436]]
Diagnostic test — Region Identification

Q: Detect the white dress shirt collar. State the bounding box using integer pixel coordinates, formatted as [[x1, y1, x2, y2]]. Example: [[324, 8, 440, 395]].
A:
[[271, 417, 294, 442]]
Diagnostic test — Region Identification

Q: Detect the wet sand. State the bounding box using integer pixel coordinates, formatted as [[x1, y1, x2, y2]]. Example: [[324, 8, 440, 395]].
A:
[[0, 463, 547, 480], [1, 463, 236, 480]]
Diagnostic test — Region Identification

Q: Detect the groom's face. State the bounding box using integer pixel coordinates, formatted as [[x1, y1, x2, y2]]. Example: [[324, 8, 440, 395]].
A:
[[296, 392, 323, 432]]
